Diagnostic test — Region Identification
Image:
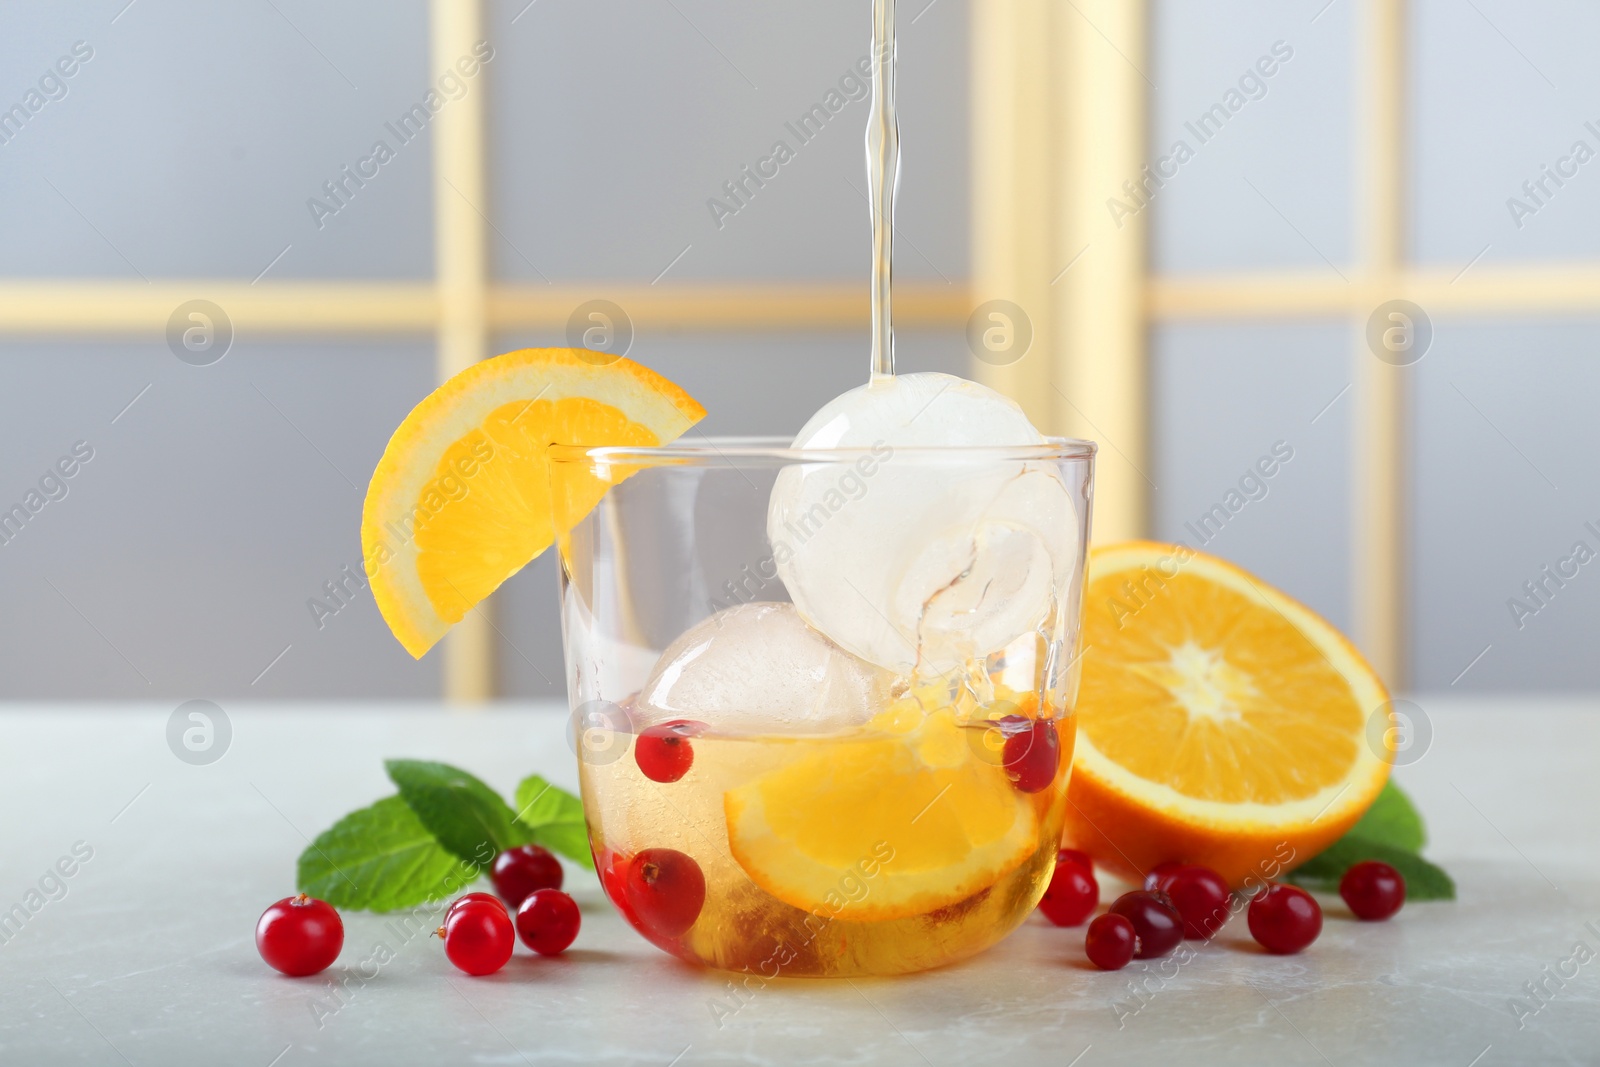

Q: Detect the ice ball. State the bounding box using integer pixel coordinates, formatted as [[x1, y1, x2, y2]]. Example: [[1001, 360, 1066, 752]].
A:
[[634, 602, 893, 735], [766, 372, 1078, 675]]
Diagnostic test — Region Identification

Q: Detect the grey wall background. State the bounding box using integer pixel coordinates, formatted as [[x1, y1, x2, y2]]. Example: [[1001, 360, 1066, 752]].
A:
[[0, 0, 1594, 700]]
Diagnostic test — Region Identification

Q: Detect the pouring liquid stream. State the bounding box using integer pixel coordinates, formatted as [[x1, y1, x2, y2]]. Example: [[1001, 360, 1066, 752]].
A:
[[867, 0, 898, 382]]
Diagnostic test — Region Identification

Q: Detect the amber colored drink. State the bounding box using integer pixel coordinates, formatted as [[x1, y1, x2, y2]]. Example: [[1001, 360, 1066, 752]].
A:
[[582, 681, 1074, 978]]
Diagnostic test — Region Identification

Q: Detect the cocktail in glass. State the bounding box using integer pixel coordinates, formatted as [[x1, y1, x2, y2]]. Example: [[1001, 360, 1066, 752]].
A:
[[554, 434, 1094, 976]]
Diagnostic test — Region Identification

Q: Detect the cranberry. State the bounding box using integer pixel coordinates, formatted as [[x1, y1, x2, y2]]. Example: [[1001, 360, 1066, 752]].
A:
[[439, 898, 515, 975], [256, 894, 343, 976], [624, 848, 706, 938], [516, 889, 582, 955], [1002, 719, 1060, 794], [1085, 913, 1137, 970], [1340, 861, 1406, 921], [1144, 861, 1184, 892], [1057, 849, 1094, 872], [1162, 865, 1232, 939], [492, 844, 564, 908], [597, 847, 644, 929], [635, 720, 704, 784], [1248, 883, 1322, 954], [1038, 853, 1099, 926], [448, 892, 507, 921], [1107, 890, 1182, 959]]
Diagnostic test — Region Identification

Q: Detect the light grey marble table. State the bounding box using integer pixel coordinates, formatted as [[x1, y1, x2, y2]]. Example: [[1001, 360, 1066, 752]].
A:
[[1, 699, 1597, 1066]]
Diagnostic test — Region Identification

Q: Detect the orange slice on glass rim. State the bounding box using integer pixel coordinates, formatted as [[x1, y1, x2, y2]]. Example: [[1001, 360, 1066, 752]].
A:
[[361, 348, 704, 658]]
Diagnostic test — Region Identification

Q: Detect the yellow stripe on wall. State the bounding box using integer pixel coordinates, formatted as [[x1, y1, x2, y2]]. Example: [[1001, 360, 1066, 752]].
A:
[[0, 282, 969, 335], [1353, 0, 1408, 690], [432, 0, 494, 705]]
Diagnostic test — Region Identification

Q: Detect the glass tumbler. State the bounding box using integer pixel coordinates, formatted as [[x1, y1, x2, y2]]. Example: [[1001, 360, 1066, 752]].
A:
[[551, 437, 1094, 976]]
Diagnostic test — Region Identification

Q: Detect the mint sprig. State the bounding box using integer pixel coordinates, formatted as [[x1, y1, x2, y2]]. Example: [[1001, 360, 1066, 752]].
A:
[[1286, 780, 1456, 900], [386, 759, 526, 863], [514, 774, 592, 867], [297, 796, 467, 911], [296, 761, 591, 912], [1344, 778, 1426, 852]]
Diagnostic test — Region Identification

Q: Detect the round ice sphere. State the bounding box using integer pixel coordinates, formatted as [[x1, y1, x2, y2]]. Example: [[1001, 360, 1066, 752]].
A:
[[635, 602, 893, 735], [766, 372, 1078, 675]]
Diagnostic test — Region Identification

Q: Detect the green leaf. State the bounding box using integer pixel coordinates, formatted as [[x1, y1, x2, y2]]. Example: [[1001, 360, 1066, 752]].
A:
[[1346, 780, 1426, 852], [513, 774, 593, 869], [386, 759, 521, 866], [1287, 837, 1456, 900], [1285, 780, 1452, 900], [514, 774, 583, 826], [296, 796, 475, 912]]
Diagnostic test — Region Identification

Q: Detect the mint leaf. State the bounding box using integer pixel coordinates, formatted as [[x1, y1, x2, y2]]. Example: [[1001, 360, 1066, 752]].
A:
[[1287, 837, 1456, 900], [297, 796, 474, 912], [513, 774, 593, 869], [514, 773, 583, 827], [1285, 780, 1452, 899], [386, 759, 520, 866], [1346, 780, 1426, 852]]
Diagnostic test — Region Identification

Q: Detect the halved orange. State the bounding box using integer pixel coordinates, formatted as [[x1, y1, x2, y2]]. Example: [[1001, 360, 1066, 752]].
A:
[[1063, 541, 1392, 888], [725, 709, 1039, 921], [361, 348, 704, 658]]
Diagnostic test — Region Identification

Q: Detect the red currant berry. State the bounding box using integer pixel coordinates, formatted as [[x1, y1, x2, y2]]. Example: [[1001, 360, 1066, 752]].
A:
[[1162, 865, 1232, 939], [1248, 883, 1322, 954], [1143, 861, 1184, 892], [1108, 890, 1182, 959], [439, 899, 515, 975], [1002, 719, 1060, 794], [635, 720, 705, 784], [516, 889, 582, 955], [1057, 849, 1094, 872], [1038, 854, 1099, 926], [1085, 913, 1137, 970], [448, 892, 508, 922], [1340, 861, 1406, 921], [492, 844, 564, 908], [256, 894, 344, 977], [624, 848, 706, 938], [597, 848, 644, 929]]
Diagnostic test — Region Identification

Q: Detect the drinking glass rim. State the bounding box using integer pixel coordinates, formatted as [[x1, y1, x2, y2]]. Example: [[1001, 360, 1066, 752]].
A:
[[549, 435, 1097, 465]]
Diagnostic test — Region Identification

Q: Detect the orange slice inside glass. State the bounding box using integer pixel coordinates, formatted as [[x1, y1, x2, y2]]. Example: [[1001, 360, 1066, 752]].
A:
[[725, 710, 1039, 921]]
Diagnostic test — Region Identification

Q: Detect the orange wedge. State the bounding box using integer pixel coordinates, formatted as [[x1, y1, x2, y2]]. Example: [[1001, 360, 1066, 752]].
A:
[[1063, 541, 1392, 888], [725, 709, 1039, 921], [361, 348, 704, 658]]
